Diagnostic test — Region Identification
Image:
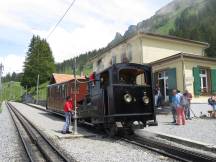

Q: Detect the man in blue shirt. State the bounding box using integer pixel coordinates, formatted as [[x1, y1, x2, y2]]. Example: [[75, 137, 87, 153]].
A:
[[172, 89, 186, 125], [171, 89, 179, 123]]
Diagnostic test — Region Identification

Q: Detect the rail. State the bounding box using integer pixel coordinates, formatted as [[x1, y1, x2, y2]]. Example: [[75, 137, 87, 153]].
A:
[[6, 102, 75, 162], [123, 135, 216, 162]]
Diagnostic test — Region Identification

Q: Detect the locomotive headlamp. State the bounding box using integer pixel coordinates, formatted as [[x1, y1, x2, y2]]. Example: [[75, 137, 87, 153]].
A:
[[143, 96, 150, 104], [124, 93, 132, 103], [143, 92, 149, 104]]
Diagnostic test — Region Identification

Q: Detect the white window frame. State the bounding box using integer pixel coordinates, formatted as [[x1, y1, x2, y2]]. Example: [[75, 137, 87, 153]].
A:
[[200, 69, 208, 92]]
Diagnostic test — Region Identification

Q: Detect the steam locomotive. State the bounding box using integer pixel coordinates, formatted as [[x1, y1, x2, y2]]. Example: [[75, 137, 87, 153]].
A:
[[47, 63, 156, 136]]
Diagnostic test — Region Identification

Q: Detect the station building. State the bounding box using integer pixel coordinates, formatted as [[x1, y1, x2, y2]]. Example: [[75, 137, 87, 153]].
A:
[[91, 32, 216, 103]]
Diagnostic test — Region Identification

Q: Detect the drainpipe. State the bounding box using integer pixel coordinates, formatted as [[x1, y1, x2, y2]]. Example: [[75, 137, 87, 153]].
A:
[[139, 34, 144, 84], [139, 34, 144, 65], [181, 54, 186, 91]]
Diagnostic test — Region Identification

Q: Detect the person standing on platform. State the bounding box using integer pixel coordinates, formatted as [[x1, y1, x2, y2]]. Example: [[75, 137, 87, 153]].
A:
[[183, 90, 192, 120], [208, 93, 216, 117], [157, 87, 163, 107], [172, 89, 186, 125], [62, 96, 73, 134], [171, 89, 177, 123]]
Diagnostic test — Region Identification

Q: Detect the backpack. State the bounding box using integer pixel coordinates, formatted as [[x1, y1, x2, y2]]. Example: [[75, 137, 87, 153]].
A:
[[208, 98, 214, 105], [180, 96, 188, 107]]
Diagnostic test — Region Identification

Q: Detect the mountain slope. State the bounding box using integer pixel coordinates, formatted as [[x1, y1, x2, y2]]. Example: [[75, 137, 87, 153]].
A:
[[169, 0, 216, 57]]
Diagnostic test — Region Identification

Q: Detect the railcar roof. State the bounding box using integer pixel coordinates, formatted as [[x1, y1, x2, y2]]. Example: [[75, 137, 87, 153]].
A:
[[48, 78, 86, 87]]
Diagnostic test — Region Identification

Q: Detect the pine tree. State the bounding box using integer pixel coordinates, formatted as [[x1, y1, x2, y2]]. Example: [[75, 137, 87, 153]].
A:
[[21, 35, 55, 88]]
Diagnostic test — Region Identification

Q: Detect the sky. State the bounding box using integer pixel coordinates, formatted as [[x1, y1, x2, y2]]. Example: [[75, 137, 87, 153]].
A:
[[0, 0, 172, 76]]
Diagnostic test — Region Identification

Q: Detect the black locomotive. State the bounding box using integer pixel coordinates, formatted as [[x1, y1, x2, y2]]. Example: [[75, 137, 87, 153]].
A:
[[78, 63, 157, 136]]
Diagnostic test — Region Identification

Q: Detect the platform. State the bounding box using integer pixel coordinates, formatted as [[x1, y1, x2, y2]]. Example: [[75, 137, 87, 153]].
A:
[[26, 103, 46, 111], [10, 102, 97, 140], [137, 130, 216, 153], [140, 112, 216, 146], [52, 127, 97, 139]]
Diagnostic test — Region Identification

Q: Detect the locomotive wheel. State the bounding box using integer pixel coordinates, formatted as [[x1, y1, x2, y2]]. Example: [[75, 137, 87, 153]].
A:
[[124, 127, 134, 135], [105, 124, 117, 137], [105, 124, 126, 137]]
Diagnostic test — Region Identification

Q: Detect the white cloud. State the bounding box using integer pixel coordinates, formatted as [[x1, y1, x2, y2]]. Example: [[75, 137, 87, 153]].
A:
[[0, 55, 25, 76], [0, 0, 172, 69], [30, 0, 162, 62]]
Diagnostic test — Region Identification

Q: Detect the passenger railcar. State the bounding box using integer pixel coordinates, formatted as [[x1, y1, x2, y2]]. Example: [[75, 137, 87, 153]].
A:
[[47, 78, 88, 114]]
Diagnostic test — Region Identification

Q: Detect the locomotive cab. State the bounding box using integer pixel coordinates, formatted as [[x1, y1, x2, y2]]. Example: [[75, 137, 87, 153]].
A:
[[79, 63, 156, 136]]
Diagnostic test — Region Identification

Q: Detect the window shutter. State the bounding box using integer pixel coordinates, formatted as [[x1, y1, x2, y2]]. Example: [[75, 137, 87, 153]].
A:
[[167, 68, 177, 102], [193, 67, 201, 96], [211, 69, 216, 93]]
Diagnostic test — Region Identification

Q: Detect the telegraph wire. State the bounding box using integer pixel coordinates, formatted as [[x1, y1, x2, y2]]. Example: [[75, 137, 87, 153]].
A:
[[47, 0, 76, 39]]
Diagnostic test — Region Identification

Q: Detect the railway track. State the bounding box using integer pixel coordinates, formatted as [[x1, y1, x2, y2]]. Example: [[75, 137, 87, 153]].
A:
[[17, 102, 216, 162], [6, 102, 74, 162], [123, 135, 216, 162]]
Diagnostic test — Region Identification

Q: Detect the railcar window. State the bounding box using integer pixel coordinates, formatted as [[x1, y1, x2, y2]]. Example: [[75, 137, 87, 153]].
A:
[[119, 68, 149, 86], [62, 84, 65, 98], [71, 82, 80, 93]]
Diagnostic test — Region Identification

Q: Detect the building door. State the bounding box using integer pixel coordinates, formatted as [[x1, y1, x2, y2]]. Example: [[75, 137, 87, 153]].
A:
[[158, 71, 169, 102]]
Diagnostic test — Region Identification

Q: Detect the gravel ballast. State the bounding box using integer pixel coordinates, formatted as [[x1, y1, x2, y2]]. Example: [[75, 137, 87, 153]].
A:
[[58, 136, 178, 162], [0, 102, 28, 161]]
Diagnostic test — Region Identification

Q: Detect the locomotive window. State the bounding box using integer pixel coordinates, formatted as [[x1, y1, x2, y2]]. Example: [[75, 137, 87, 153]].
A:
[[119, 68, 149, 86], [100, 71, 109, 88]]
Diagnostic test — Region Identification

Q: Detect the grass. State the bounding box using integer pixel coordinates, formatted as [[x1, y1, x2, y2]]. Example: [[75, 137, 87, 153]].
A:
[[0, 81, 49, 102], [0, 102, 2, 113], [1, 82, 24, 102], [29, 82, 48, 100]]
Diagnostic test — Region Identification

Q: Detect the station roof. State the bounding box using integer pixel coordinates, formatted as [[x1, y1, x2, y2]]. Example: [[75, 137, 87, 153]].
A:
[[150, 53, 216, 66]]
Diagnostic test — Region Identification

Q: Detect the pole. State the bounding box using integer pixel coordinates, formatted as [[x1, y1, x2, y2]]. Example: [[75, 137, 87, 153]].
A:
[[73, 58, 78, 135], [26, 85, 27, 96], [0, 63, 3, 102], [36, 74, 39, 104]]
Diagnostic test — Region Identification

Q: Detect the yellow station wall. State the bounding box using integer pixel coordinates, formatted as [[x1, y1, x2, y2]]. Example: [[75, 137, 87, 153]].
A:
[[151, 58, 184, 93], [141, 36, 205, 63]]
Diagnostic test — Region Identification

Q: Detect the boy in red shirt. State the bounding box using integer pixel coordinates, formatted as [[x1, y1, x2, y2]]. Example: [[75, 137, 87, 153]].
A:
[[62, 96, 74, 134]]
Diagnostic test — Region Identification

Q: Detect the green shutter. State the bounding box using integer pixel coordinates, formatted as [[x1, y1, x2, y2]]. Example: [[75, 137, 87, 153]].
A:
[[193, 67, 201, 96], [211, 69, 216, 93], [167, 68, 177, 90], [167, 68, 177, 101]]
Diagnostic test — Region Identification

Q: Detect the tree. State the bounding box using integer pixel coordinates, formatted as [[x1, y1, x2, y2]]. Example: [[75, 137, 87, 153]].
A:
[[169, 0, 216, 57], [21, 35, 55, 88]]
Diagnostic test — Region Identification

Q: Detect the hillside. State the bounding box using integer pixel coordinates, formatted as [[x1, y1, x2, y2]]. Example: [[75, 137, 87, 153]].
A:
[[169, 0, 216, 57], [56, 48, 104, 75], [0, 82, 24, 102], [0, 81, 48, 102], [55, 0, 216, 74]]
